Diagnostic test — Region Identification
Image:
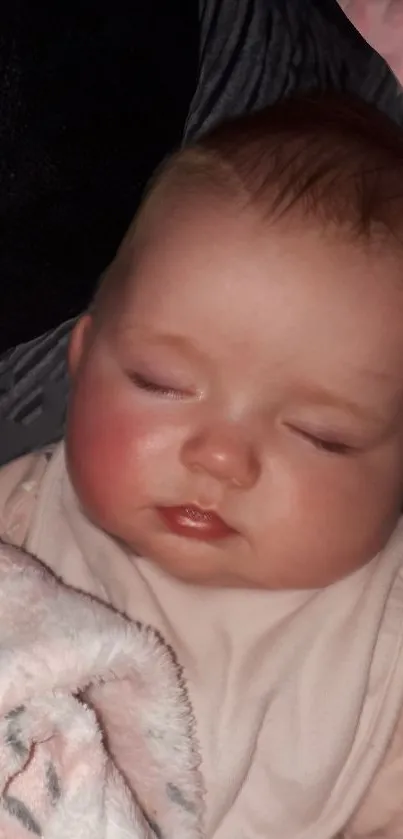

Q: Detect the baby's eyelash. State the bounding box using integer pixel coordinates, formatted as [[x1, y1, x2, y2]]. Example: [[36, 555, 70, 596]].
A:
[[308, 436, 352, 456], [288, 424, 353, 456], [130, 373, 184, 400]]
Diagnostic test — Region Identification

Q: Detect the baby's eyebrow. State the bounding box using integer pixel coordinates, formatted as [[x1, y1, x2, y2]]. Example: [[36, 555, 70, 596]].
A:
[[119, 323, 203, 359]]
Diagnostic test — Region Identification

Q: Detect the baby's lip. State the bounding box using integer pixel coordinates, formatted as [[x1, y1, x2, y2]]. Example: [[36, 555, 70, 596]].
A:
[[156, 505, 235, 541]]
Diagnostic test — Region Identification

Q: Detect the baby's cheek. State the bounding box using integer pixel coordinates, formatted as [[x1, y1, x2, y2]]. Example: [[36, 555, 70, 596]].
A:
[[261, 458, 366, 577], [284, 461, 395, 580], [66, 381, 150, 526]]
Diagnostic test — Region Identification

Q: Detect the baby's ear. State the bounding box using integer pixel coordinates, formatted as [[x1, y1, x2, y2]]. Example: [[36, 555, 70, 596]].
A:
[[68, 315, 93, 378]]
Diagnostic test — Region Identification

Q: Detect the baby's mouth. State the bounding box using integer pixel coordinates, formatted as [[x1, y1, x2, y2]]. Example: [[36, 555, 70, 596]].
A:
[[156, 505, 235, 541]]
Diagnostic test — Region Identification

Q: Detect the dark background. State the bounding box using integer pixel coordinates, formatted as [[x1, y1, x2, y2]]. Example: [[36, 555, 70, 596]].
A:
[[0, 1, 198, 351]]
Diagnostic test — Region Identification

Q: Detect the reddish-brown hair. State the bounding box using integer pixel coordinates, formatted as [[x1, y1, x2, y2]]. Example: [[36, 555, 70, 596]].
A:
[[161, 91, 403, 239], [93, 92, 403, 314]]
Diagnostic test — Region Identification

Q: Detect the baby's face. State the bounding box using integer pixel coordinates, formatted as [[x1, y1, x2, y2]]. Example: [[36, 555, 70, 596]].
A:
[[67, 190, 403, 589]]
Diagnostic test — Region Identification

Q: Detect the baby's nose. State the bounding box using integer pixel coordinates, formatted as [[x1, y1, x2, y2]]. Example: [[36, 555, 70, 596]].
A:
[[181, 425, 260, 489]]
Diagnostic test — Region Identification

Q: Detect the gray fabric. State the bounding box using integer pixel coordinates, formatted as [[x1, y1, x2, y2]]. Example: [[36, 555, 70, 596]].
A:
[[1, 0, 402, 466], [185, 0, 402, 141], [0, 318, 74, 461]]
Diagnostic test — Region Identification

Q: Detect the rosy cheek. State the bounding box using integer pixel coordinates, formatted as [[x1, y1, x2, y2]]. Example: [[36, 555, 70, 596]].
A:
[[67, 369, 154, 522]]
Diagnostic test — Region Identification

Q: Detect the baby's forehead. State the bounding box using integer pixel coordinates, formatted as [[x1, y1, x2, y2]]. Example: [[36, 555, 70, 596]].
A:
[[120, 188, 403, 294], [110, 184, 403, 341]]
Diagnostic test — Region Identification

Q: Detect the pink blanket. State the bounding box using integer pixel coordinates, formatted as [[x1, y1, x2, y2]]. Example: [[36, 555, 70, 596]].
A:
[[339, 0, 403, 84], [0, 542, 203, 838]]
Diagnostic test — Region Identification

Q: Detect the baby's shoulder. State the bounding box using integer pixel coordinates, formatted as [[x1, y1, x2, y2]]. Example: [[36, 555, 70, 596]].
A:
[[0, 446, 55, 549]]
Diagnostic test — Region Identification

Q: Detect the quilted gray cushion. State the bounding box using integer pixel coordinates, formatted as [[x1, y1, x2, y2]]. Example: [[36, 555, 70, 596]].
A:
[[0, 0, 401, 465]]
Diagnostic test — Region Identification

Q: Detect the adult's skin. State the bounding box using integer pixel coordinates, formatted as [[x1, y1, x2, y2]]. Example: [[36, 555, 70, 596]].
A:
[[340, 0, 403, 85]]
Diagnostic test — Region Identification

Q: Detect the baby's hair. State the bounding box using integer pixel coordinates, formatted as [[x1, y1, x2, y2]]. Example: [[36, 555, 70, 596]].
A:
[[93, 91, 403, 316], [164, 91, 403, 237]]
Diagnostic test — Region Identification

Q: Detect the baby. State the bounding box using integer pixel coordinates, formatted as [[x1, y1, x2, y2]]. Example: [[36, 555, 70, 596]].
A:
[[2, 92, 403, 838]]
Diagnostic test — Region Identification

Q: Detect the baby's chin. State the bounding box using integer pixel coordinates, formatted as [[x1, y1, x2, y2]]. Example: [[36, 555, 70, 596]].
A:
[[117, 530, 295, 590], [126, 532, 240, 587]]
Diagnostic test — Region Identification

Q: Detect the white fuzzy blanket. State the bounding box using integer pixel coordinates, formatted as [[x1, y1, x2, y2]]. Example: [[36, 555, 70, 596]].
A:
[[0, 542, 204, 838]]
